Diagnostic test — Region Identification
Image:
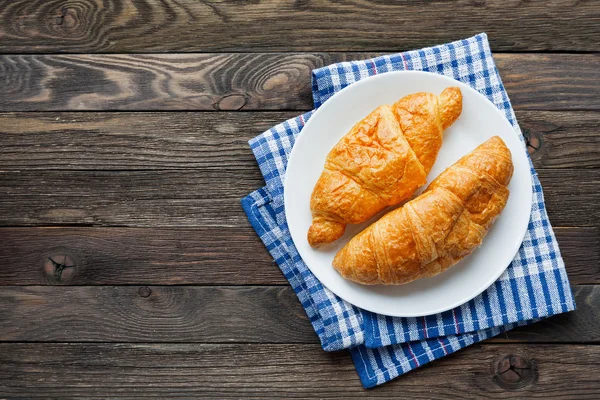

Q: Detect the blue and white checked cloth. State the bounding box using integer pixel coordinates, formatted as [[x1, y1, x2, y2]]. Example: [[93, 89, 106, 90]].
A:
[[241, 33, 575, 388]]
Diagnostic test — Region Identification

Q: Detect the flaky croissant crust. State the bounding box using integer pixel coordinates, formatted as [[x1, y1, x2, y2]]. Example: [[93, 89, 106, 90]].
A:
[[333, 136, 513, 285], [308, 87, 463, 247]]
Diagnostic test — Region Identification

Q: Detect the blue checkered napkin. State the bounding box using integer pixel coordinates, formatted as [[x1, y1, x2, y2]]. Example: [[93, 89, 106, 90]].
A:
[[241, 33, 575, 388]]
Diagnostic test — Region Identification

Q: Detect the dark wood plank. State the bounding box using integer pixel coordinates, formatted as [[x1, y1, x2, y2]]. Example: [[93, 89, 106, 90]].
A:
[[0, 53, 598, 111], [498, 54, 600, 112], [517, 111, 600, 168], [0, 226, 282, 285], [0, 168, 596, 227], [1, 1, 599, 53], [1, 111, 599, 171], [0, 111, 276, 171], [0, 285, 596, 343], [0, 54, 329, 111], [0, 226, 596, 286], [549, 227, 600, 285], [0, 286, 314, 343], [536, 169, 600, 227], [0, 343, 598, 398], [0, 169, 262, 227]]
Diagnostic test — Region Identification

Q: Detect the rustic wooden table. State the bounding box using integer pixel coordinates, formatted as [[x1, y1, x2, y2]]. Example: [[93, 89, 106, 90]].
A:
[[1, 1, 599, 398]]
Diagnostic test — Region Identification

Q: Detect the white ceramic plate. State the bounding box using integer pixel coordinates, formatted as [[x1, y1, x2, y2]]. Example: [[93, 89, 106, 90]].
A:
[[284, 71, 532, 317]]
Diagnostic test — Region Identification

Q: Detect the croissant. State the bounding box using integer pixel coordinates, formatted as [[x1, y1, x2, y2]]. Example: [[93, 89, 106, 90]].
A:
[[332, 136, 513, 285], [308, 87, 463, 247]]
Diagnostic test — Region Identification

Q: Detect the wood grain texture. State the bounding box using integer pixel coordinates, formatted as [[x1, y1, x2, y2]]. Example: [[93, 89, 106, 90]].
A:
[[0, 111, 272, 171], [1, 343, 599, 398], [0, 286, 314, 343], [1, 111, 599, 171], [0, 226, 281, 285], [1, 1, 599, 53], [549, 227, 600, 285], [0, 168, 597, 227], [0, 285, 596, 343], [516, 111, 600, 168], [1, 1, 598, 397], [0, 54, 328, 111], [0, 53, 598, 111], [0, 226, 596, 286], [0, 169, 263, 227], [536, 169, 600, 227]]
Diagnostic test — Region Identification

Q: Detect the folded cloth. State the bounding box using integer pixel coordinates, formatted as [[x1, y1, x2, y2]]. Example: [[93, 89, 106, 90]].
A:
[[241, 33, 575, 388]]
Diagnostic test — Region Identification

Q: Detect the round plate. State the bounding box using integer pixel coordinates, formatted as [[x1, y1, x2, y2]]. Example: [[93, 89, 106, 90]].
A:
[[284, 71, 532, 317]]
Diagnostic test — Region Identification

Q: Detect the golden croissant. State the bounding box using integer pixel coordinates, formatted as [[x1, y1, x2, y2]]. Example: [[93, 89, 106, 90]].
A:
[[333, 136, 513, 285], [308, 87, 463, 247]]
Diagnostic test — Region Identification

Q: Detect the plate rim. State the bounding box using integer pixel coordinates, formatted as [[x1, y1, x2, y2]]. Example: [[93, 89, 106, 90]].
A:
[[284, 70, 533, 317]]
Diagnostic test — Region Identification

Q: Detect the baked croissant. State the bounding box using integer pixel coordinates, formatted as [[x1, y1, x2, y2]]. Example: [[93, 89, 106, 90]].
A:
[[333, 136, 513, 285], [308, 87, 463, 247]]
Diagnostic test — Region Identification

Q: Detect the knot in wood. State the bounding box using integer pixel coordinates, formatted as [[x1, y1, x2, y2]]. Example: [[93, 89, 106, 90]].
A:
[[138, 286, 152, 298], [42, 249, 80, 285], [53, 6, 77, 30], [215, 94, 247, 111], [522, 128, 543, 158], [493, 354, 537, 390]]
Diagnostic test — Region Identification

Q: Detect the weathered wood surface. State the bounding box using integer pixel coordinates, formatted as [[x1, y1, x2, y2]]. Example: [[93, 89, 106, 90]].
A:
[[0, 168, 596, 227], [0, 286, 313, 343], [536, 169, 600, 227], [0, 169, 262, 227], [0, 111, 268, 171], [516, 111, 600, 168], [1, 343, 599, 398], [0, 53, 598, 111], [0, 285, 596, 343], [0, 226, 277, 285], [1, 1, 599, 53], [0, 226, 596, 286], [1, 1, 599, 396], [1, 111, 599, 170]]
